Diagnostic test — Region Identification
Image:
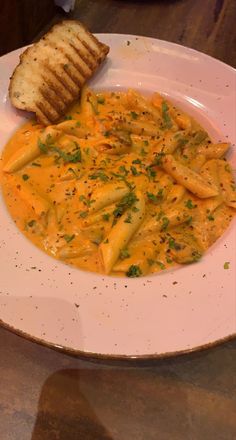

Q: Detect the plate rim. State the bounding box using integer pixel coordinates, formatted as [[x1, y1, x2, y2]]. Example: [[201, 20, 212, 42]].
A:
[[0, 33, 235, 359]]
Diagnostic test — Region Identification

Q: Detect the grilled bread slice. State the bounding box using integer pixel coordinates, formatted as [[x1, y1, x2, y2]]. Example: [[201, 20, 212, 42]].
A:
[[9, 20, 109, 125]]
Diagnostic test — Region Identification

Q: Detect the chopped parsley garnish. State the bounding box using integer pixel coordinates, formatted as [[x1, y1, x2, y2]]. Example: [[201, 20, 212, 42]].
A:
[[126, 265, 142, 277], [22, 174, 29, 181], [51, 145, 82, 164], [120, 249, 130, 260], [162, 101, 172, 129], [64, 234, 75, 243], [89, 171, 109, 182], [153, 152, 165, 166], [185, 199, 196, 209], [124, 213, 132, 223], [157, 261, 166, 270], [130, 111, 138, 120], [224, 261, 230, 269], [119, 165, 129, 176], [130, 166, 140, 176], [113, 192, 138, 218], [64, 115, 73, 120], [38, 139, 82, 164], [161, 216, 169, 231], [102, 213, 110, 222], [97, 96, 105, 104], [168, 237, 182, 250], [38, 139, 48, 153], [146, 166, 156, 180], [132, 159, 141, 165], [146, 189, 163, 204], [79, 211, 88, 218], [207, 214, 215, 221]]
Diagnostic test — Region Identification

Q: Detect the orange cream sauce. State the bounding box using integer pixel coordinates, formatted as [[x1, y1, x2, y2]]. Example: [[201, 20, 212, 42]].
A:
[[1, 89, 235, 277]]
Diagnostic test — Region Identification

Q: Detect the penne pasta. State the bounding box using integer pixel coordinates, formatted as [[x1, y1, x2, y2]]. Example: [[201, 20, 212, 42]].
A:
[[1, 87, 235, 277], [197, 142, 230, 159], [162, 155, 219, 198], [90, 182, 129, 212], [99, 191, 145, 273]]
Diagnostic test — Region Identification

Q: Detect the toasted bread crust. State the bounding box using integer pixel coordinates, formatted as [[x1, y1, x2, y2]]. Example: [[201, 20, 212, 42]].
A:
[[9, 20, 109, 125]]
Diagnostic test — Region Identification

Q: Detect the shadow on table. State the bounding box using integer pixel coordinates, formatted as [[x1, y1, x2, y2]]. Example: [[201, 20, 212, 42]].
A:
[[31, 369, 113, 440], [31, 365, 236, 440]]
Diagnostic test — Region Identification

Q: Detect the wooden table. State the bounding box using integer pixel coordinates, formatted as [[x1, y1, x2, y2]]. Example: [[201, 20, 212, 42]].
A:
[[1, 1, 236, 439]]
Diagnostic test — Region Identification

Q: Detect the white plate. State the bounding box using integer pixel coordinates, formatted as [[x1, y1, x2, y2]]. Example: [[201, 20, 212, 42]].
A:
[[0, 34, 236, 359]]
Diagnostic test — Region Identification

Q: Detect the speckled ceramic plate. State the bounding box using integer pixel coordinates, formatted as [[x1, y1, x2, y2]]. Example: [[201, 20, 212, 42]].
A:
[[0, 35, 236, 359]]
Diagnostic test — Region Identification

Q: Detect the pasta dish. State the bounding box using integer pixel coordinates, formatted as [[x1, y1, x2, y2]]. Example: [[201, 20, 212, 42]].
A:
[[1, 89, 235, 277]]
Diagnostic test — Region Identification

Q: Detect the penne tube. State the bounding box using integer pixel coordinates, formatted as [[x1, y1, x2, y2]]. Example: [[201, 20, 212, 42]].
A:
[[90, 182, 129, 213], [162, 155, 219, 198], [39, 126, 61, 145], [7, 174, 50, 216], [99, 191, 145, 273], [126, 89, 162, 124], [3, 135, 41, 173], [197, 142, 230, 159], [149, 130, 189, 158], [217, 160, 236, 208], [113, 244, 155, 275], [189, 154, 206, 172], [56, 120, 90, 138], [117, 120, 161, 137], [82, 204, 116, 227], [138, 206, 191, 236], [57, 240, 96, 259], [165, 184, 186, 204], [200, 159, 220, 189]]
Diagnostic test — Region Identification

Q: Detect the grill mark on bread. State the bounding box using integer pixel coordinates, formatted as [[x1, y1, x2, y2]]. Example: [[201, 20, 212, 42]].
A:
[[9, 20, 109, 125], [70, 42, 96, 71], [39, 85, 66, 115], [41, 71, 73, 103]]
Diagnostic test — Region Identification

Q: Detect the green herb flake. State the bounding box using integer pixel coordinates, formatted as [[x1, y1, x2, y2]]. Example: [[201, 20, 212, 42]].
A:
[[51, 144, 82, 164], [132, 159, 141, 164], [64, 115, 73, 121], [153, 152, 165, 166], [97, 96, 105, 104], [131, 166, 140, 176], [185, 199, 196, 209], [120, 249, 130, 260], [126, 265, 142, 278], [102, 213, 110, 222], [224, 261, 230, 269], [89, 171, 109, 182], [157, 261, 166, 270], [146, 166, 156, 180], [113, 192, 138, 218], [207, 214, 215, 221], [161, 216, 169, 231], [38, 139, 48, 154], [162, 101, 172, 129], [124, 213, 132, 223], [64, 234, 75, 243], [147, 190, 163, 204], [22, 174, 29, 181], [130, 111, 138, 120], [79, 211, 88, 218]]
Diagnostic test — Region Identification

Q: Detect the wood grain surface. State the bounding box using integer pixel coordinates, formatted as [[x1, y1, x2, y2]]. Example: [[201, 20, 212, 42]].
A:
[[39, 0, 236, 67], [0, 1, 236, 439]]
